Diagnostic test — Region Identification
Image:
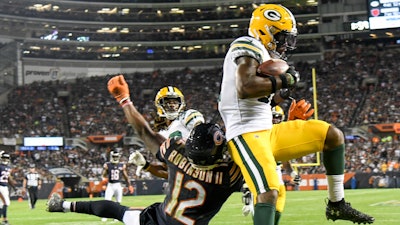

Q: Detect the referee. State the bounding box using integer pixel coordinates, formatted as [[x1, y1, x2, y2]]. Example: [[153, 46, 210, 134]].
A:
[[22, 164, 42, 209]]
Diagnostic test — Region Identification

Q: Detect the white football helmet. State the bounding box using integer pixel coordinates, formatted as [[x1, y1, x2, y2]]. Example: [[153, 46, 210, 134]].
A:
[[1, 153, 10, 165], [110, 151, 121, 164]]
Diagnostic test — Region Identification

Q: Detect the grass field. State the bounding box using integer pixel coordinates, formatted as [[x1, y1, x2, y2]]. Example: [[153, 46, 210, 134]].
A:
[[8, 189, 400, 225]]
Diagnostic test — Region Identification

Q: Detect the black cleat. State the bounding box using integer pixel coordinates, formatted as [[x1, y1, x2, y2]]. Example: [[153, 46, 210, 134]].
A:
[[326, 199, 374, 224], [46, 193, 65, 212]]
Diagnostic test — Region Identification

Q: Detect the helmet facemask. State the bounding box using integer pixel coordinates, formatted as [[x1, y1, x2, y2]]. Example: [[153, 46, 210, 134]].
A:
[[155, 86, 186, 121], [1, 153, 10, 165], [272, 31, 297, 59], [110, 151, 121, 164], [158, 97, 184, 120]]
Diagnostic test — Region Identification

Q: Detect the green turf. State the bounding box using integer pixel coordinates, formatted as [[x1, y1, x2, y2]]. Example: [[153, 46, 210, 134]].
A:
[[7, 189, 400, 225]]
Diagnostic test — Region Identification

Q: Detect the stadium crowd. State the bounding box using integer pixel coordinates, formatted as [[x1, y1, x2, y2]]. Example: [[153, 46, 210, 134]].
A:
[[0, 42, 399, 189], [0, 1, 317, 23]]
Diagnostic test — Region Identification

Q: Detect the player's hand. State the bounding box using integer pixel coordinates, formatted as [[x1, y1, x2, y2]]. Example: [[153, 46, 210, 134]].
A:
[[128, 185, 134, 194], [128, 151, 146, 167], [290, 171, 301, 185], [293, 175, 302, 185], [242, 205, 252, 217], [135, 166, 143, 177], [107, 75, 130, 104], [288, 99, 314, 120], [285, 66, 300, 88]]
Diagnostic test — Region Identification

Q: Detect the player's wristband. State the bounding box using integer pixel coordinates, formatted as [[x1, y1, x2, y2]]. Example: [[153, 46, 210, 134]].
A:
[[120, 99, 133, 108]]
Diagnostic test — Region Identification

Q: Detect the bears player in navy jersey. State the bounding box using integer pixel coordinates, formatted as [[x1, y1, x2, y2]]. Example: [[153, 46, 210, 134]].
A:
[[0, 152, 16, 225], [47, 123, 243, 225], [101, 149, 133, 222]]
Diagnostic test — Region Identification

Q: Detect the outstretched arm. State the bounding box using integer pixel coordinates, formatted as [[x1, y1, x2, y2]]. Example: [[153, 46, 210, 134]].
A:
[[129, 151, 168, 179], [122, 103, 166, 155], [107, 75, 166, 155]]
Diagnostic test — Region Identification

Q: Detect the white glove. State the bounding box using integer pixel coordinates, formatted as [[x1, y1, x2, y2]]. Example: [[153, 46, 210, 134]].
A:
[[242, 205, 252, 216], [128, 151, 146, 166], [290, 171, 301, 185], [136, 166, 144, 177]]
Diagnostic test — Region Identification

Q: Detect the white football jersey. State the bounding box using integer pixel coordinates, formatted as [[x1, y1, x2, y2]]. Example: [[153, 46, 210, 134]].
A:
[[218, 36, 273, 141], [159, 109, 204, 139]]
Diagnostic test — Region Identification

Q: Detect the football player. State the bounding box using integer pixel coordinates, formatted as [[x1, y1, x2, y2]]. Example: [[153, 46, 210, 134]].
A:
[[154, 86, 204, 139], [101, 149, 133, 222], [0, 152, 16, 225], [112, 76, 204, 176], [47, 123, 243, 225], [242, 105, 302, 224], [218, 4, 374, 225]]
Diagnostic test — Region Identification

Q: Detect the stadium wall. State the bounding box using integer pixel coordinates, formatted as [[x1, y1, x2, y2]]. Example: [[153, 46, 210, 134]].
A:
[[20, 58, 223, 85]]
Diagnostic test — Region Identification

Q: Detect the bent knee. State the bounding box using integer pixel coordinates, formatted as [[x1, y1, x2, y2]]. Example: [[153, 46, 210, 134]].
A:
[[324, 125, 344, 150], [256, 190, 278, 204]]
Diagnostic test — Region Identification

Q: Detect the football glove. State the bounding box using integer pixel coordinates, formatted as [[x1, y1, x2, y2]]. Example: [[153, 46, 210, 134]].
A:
[[290, 171, 301, 185], [284, 66, 300, 88], [128, 151, 146, 167], [107, 75, 130, 104], [293, 175, 302, 186], [242, 183, 253, 216], [128, 185, 134, 194], [288, 99, 314, 120], [242, 205, 252, 217], [135, 166, 144, 177]]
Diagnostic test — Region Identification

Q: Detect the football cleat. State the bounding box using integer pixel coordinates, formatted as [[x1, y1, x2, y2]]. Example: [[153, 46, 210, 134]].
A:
[[47, 193, 64, 212], [326, 199, 374, 224]]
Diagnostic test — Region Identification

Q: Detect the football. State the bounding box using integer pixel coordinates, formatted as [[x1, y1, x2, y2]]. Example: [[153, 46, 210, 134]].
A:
[[257, 58, 289, 77]]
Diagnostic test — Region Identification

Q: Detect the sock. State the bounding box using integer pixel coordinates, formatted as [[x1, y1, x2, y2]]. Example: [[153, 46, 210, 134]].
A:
[[253, 203, 275, 225], [327, 175, 345, 202], [63, 201, 71, 211], [274, 211, 281, 225], [2, 205, 7, 218], [323, 144, 345, 202], [322, 144, 345, 175], [74, 200, 127, 221]]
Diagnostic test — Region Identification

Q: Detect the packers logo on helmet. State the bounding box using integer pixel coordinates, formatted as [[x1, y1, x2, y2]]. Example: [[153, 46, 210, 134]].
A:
[[248, 4, 297, 54], [155, 86, 186, 120]]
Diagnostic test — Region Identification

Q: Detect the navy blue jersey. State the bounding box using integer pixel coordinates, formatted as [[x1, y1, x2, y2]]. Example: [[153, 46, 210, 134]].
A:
[[0, 164, 11, 186], [104, 162, 125, 183], [143, 137, 243, 225]]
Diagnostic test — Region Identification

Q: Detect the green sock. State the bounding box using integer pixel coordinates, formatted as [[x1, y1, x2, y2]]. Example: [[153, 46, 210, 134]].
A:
[[322, 144, 345, 175], [253, 203, 275, 225], [274, 211, 281, 225]]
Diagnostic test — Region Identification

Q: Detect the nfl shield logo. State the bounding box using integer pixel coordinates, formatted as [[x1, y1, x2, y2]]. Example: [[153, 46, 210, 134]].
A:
[[371, 9, 380, 17]]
